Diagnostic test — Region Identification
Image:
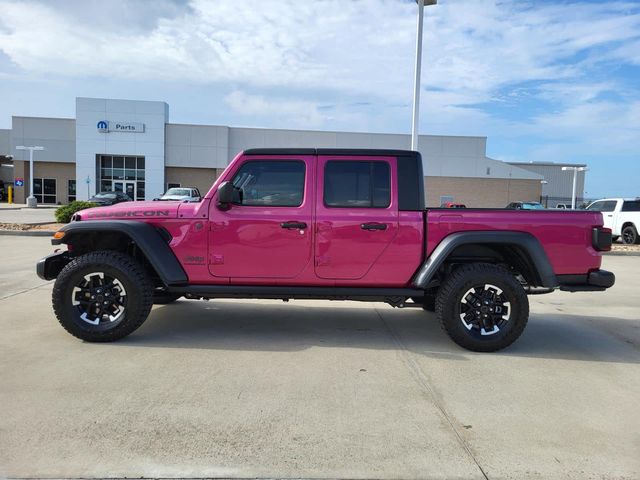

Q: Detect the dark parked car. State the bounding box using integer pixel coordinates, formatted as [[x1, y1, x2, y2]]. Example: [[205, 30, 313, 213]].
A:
[[88, 191, 132, 206], [506, 201, 545, 210]]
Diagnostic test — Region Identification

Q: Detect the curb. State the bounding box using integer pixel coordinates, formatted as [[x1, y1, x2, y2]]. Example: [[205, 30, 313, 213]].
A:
[[0, 230, 54, 237], [604, 251, 640, 257]]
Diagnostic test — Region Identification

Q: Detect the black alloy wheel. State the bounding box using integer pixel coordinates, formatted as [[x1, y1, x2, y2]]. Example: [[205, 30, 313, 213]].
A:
[[53, 251, 153, 342]]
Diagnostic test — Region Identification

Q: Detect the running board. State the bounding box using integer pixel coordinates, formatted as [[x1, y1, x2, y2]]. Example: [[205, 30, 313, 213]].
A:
[[167, 285, 424, 304]]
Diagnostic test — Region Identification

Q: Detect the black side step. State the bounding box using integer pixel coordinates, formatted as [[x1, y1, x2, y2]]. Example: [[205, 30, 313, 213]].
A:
[[167, 285, 424, 302]]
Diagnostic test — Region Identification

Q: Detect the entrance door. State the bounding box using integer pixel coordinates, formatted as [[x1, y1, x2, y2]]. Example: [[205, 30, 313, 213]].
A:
[[113, 181, 136, 201], [315, 156, 398, 279], [208, 156, 314, 280]]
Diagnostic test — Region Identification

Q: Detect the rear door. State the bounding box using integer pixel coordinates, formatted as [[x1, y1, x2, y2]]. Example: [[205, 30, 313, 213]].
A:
[[315, 155, 398, 279], [208, 155, 314, 280]]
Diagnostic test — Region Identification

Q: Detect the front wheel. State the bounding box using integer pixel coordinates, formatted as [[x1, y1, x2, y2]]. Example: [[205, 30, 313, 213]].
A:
[[436, 264, 529, 352], [52, 251, 153, 342]]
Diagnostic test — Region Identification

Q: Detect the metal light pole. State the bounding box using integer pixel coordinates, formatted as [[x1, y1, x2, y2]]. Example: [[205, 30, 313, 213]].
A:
[[15, 145, 44, 208], [411, 0, 437, 151], [562, 166, 588, 209]]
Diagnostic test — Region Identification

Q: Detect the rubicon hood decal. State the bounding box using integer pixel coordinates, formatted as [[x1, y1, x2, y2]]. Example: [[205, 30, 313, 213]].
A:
[[87, 210, 171, 218]]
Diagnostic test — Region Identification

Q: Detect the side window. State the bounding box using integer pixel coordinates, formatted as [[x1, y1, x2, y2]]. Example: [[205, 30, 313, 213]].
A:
[[324, 161, 390, 208], [589, 201, 617, 212], [622, 201, 640, 212], [231, 160, 305, 207]]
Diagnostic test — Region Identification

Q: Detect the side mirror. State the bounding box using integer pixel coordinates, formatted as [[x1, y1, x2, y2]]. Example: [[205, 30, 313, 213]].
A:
[[217, 181, 234, 210]]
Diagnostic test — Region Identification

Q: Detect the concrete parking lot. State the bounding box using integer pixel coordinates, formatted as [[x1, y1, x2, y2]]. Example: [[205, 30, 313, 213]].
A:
[[0, 236, 638, 479]]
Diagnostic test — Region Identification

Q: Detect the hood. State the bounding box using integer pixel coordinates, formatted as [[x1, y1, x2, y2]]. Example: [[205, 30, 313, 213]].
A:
[[75, 201, 181, 221], [159, 195, 190, 201]]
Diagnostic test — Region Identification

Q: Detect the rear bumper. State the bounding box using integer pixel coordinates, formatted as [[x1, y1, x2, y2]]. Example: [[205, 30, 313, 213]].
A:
[[558, 269, 615, 292], [36, 251, 71, 281]]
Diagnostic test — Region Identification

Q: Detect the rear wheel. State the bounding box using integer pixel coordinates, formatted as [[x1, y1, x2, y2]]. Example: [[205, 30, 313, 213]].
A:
[[436, 263, 529, 352], [621, 225, 638, 244], [52, 251, 153, 342]]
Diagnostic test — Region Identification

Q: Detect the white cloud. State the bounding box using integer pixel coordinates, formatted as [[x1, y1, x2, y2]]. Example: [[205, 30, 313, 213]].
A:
[[224, 91, 325, 127], [0, 0, 639, 156]]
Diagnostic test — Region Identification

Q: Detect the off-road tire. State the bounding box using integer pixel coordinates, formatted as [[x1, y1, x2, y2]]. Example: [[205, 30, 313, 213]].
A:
[[435, 263, 529, 352], [52, 251, 153, 342], [621, 225, 639, 245]]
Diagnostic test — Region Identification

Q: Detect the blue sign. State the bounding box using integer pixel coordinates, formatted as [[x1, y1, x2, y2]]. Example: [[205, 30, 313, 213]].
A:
[[14, 178, 24, 187], [97, 120, 108, 132]]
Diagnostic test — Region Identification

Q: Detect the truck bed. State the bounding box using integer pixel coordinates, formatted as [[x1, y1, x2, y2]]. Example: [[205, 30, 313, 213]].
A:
[[425, 209, 603, 275]]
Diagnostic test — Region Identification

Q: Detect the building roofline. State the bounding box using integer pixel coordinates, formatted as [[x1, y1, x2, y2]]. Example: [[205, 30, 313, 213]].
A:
[[507, 161, 587, 167]]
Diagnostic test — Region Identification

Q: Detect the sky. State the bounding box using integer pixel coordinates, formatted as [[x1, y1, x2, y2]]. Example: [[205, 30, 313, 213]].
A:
[[0, 0, 638, 198]]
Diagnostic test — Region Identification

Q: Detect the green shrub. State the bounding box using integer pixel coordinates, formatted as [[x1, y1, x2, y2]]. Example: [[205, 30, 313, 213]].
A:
[[55, 201, 97, 223]]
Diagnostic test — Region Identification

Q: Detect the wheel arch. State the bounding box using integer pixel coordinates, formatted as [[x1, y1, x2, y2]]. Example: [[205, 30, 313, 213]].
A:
[[52, 220, 188, 286], [412, 231, 558, 289]]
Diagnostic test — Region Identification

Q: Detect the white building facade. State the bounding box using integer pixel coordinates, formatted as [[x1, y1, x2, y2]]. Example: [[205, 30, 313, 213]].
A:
[[0, 97, 548, 207]]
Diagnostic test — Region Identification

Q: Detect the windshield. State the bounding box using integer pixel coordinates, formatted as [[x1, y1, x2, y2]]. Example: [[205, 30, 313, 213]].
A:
[[94, 192, 117, 199], [163, 188, 191, 196]]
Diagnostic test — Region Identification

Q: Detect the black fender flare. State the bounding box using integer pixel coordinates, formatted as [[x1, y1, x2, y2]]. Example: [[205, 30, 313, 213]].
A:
[[52, 220, 188, 286], [411, 231, 558, 289]]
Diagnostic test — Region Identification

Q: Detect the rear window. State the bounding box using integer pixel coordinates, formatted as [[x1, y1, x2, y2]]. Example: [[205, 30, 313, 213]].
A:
[[621, 201, 640, 212], [324, 161, 390, 208]]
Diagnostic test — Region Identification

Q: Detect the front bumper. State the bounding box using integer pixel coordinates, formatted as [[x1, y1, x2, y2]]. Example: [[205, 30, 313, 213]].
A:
[[36, 251, 71, 281], [558, 269, 615, 292]]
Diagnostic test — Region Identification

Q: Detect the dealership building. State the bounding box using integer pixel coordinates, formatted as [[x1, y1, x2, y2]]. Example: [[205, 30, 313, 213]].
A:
[[0, 97, 554, 207]]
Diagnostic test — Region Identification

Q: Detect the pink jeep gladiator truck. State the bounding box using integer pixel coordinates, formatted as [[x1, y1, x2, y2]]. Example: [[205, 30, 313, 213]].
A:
[[37, 149, 615, 351]]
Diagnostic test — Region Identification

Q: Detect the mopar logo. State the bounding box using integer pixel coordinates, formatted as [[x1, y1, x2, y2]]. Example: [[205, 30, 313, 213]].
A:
[[97, 120, 108, 132]]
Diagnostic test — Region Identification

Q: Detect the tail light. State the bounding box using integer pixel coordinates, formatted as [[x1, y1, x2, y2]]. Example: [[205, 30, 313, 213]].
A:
[[592, 227, 612, 252]]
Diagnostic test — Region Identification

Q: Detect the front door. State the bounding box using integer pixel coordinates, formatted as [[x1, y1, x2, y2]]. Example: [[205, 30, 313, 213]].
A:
[[208, 156, 314, 280], [113, 181, 135, 201], [315, 156, 398, 279]]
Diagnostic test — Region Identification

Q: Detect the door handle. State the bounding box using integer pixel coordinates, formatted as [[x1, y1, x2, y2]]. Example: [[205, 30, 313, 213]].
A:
[[361, 222, 387, 231], [281, 221, 307, 229]]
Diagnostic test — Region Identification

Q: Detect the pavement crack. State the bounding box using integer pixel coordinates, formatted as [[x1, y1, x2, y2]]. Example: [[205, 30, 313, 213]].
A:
[[375, 307, 490, 480], [0, 282, 52, 301]]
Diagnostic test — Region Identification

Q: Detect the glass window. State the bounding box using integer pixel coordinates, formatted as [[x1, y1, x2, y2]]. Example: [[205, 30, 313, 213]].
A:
[[33, 178, 42, 195], [622, 200, 640, 212], [587, 201, 617, 212], [113, 156, 124, 169], [136, 181, 145, 201], [100, 180, 112, 192], [324, 161, 390, 208], [33, 178, 56, 204], [68, 179, 76, 203], [100, 156, 112, 169], [231, 160, 305, 207], [125, 157, 135, 169], [136, 157, 145, 169]]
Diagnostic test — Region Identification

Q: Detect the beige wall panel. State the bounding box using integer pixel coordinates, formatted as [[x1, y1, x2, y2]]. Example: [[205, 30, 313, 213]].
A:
[[425, 177, 542, 208], [164, 167, 225, 196]]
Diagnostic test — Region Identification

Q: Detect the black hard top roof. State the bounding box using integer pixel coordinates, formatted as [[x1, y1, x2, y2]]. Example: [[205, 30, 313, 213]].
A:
[[243, 148, 418, 156]]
